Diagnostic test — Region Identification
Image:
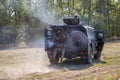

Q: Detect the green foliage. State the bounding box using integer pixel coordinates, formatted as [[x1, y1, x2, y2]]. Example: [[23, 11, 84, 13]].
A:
[[0, 0, 120, 46], [54, 0, 120, 37]]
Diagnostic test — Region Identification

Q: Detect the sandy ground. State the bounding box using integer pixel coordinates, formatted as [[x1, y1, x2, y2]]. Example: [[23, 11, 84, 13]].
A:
[[0, 48, 57, 80], [0, 41, 120, 80]]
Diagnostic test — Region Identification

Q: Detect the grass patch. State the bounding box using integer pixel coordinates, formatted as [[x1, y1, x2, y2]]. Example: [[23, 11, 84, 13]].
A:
[[18, 73, 53, 80], [1, 41, 120, 80]]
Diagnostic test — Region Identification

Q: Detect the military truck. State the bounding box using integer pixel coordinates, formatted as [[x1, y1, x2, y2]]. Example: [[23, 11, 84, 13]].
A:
[[45, 17, 104, 64]]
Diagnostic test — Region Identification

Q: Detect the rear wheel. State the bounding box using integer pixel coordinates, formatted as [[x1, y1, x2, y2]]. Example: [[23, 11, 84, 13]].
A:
[[94, 51, 101, 61], [81, 47, 93, 64], [49, 57, 59, 65], [47, 51, 59, 65], [86, 53, 93, 64]]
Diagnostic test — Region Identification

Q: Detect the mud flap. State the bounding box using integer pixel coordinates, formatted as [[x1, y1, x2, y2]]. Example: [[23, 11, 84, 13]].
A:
[[60, 47, 66, 62], [86, 43, 93, 64], [81, 43, 93, 64], [48, 48, 59, 65]]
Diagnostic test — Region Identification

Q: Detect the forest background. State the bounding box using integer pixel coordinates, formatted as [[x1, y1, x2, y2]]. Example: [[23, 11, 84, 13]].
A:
[[0, 0, 120, 47]]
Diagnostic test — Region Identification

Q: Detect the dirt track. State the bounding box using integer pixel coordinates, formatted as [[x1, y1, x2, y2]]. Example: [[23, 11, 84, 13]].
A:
[[0, 48, 54, 80], [0, 41, 120, 80]]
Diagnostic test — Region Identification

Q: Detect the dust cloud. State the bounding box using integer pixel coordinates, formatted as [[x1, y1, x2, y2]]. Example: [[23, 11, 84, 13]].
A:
[[0, 0, 62, 79], [0, 48, 57, 80], [29, 0, 62, 25]]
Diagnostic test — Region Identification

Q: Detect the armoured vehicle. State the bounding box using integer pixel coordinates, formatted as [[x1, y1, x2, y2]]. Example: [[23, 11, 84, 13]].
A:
[[45, 17, 104, 64]]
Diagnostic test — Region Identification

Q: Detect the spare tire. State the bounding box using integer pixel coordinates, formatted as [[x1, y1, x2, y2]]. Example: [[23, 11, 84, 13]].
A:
[[67, 31, 88, 52]]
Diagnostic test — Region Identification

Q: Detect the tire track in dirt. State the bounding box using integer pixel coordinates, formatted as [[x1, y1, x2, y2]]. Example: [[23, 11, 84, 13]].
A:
[[26, 65, 120, 80]]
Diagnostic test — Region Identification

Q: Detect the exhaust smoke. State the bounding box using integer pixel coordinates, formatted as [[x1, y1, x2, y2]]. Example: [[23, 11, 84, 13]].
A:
[[29, 0, 62, 25], [16, 0, 61, 77], [0, 0, 61, 79]]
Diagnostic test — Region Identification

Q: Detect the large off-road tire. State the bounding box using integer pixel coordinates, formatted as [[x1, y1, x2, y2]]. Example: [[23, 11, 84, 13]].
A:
[[67, 31, 88, 52], [47, 51, 59, 65], [94, 51, 101, 61], [49, 57, 59, 65]]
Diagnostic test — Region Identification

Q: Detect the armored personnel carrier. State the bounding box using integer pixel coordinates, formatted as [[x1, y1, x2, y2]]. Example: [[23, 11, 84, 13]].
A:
[[45, 17, 104, 64]]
